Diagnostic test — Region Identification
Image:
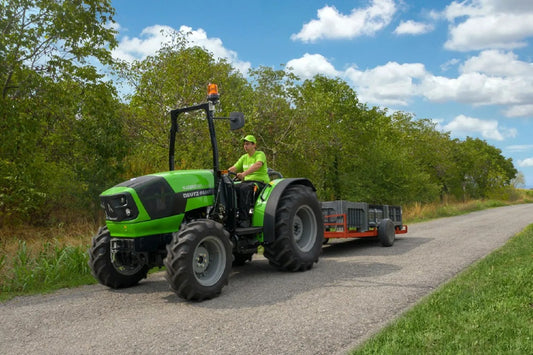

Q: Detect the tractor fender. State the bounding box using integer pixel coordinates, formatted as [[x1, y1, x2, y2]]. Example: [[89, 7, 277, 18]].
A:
[[262, 178, 316, 244]]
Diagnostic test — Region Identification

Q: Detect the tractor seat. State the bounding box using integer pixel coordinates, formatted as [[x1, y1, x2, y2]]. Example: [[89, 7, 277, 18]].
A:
[[267, 167, 283, 181]]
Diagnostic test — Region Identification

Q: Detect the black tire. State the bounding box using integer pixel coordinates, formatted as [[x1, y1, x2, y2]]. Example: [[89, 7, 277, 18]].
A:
[[264, 185, 324, 271], [88, 226, 148, 288], [378, 218, 395, 247], [164, 219, 232, 301]]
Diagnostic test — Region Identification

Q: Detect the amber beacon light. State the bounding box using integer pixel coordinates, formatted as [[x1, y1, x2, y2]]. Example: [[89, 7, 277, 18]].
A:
[[207, 83, 219, 101]]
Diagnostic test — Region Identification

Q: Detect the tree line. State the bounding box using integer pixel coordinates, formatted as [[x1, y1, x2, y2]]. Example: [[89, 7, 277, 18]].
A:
[[0, 0, 518, 226]]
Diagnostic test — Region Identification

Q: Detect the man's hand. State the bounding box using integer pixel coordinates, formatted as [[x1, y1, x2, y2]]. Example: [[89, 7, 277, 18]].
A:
[[231, 161, 263, 181]]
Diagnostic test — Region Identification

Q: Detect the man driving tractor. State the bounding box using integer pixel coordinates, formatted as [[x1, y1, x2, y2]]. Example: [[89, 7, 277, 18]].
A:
[[228, 135, 269, 227]]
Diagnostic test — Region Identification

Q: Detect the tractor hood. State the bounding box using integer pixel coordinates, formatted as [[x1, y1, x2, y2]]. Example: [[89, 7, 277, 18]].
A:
[[100, 170, 215, 224]]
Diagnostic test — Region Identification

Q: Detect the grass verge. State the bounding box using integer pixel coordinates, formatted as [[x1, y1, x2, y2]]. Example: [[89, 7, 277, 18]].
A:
[[0, 239, 97, 302], [0, 223, 98, 302], [352, 224, 533, 354]]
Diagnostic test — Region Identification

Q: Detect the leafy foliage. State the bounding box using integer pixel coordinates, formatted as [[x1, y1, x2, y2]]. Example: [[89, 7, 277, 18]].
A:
[[114, 31, 251, 175], [0, 0, 124, 225]]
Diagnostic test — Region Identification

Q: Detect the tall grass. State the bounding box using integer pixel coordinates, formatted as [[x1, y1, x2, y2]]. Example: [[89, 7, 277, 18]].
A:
[[403, 199, 505, 223], [0, 240, 96, 301], [402, 188, 533, 223], [0, 223, 98, 301]]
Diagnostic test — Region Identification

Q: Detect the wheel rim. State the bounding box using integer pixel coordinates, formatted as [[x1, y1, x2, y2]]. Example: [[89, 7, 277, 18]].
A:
[[193, 235, 227, 286], [292, 205, 317, 252]]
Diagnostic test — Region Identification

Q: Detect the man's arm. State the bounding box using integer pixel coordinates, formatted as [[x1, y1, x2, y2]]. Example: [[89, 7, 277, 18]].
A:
[[237, 161, 263, 181], [229, 155, 244, 174]]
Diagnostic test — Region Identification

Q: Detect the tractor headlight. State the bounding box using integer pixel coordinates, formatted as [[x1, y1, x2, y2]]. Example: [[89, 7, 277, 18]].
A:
[[100, 193, 139, 221]]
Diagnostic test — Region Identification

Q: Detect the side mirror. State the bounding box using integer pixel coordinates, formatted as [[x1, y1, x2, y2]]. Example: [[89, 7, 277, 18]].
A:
[[229, 112, 244, 130]]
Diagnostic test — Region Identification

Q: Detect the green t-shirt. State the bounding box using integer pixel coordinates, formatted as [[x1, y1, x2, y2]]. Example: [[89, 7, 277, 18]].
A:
[[234, 151, 269, 183]]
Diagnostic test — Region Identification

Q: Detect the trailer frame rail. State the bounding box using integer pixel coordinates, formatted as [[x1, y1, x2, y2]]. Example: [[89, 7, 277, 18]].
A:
[[324, 213, 408, 239]]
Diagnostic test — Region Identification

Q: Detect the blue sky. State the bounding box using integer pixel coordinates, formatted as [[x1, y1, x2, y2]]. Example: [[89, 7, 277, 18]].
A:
[[110, 0, 533, 188]]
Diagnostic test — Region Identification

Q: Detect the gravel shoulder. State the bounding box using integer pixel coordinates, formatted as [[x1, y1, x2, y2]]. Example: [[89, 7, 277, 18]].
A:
[[1, 204, 532, 354]]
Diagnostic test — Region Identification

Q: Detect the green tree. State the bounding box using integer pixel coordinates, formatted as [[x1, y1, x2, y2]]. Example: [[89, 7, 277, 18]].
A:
[[0, 0, 122, 225], [1, 0, 116, 96], [457, 137, 517, 199], [246, 66, 297, 173], [115, 31, 251, 176], [344, 108, 438, 204], [291, 75, 362, 200]]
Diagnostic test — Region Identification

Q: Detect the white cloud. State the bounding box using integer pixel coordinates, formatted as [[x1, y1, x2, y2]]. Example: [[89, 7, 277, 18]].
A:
[[112, 24, 251, 75], [444, 0, 533, 51], [179, 26, 251, 74], [420, 72, 517, 105], [394, 20, 434, 35], [286, 54, 427, 106], [504, 104, 533, 117], [440, 58, 460, 71], [443, 114, 517, 141], [461, 50, 533, 77], [344, 62, 427, 106], [445, 0, 533, 20], [506, 144, 533, 152], [518, 158, 533, 167], [291, 0, 396, 42], [105, 21, 121, 32], [418, 50, 533, 112], [112, 25, 172, 62], [285, 49, 533, 114], [285, 53, 339, 79]]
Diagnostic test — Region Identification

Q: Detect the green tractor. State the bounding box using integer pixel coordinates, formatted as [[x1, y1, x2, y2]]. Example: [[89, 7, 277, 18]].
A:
[[89, 84, 324, 301]]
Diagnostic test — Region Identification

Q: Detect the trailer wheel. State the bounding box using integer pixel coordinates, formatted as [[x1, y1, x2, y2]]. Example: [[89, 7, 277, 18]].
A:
[[378, 218, 395, 247], [264, 185, 324, 271], [164, 219, 231, 301], [88, 226, 148, 288]]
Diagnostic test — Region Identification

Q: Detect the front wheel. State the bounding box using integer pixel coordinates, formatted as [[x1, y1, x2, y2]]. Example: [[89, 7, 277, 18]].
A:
[[264, 185, 324, 271], [164, 219, 232, 301], [88, 226, 148, 288]]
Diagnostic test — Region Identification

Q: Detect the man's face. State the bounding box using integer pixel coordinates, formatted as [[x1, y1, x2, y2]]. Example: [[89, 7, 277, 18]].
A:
[[244, 141, 255, 153]]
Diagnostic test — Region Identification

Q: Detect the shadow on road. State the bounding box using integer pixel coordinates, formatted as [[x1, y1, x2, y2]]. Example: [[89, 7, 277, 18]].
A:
[[105, 234, 433, 308], [322, 235, 433, 258], [171, 256, 402, 309]]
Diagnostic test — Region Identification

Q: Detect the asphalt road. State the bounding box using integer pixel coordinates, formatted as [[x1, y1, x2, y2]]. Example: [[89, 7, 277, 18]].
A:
[[1, 204, 532, 354]]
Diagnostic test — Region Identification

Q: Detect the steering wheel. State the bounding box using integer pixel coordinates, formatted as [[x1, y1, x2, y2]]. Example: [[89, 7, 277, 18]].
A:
[[227, 170, 240, 182]]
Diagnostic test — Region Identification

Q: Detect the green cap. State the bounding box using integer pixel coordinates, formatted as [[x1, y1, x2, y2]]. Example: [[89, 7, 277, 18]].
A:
[[242, 135, 257, 144]]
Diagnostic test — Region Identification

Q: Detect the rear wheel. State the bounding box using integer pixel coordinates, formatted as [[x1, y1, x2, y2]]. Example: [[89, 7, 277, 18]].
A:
[[164, 219, 231, 301], [264, 185, 324, 271], [378, 218, 395, 247], [88, 226, 148, 288]]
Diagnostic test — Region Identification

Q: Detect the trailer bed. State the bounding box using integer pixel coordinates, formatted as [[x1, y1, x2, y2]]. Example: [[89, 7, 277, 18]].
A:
[[322, 200, 408, 240]]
